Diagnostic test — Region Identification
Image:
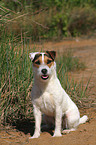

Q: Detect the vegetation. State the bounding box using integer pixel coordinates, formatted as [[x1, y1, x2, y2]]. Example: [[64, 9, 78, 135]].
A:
[[0, 37, 33, 124], [0, 0, 96, 41], [0, 1, 91, 124], [1, 35, 88, 124]]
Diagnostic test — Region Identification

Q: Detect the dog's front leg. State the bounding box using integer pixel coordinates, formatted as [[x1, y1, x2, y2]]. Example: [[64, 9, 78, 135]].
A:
[[53, 106, 62, 137], [30, 105, 42, 139]]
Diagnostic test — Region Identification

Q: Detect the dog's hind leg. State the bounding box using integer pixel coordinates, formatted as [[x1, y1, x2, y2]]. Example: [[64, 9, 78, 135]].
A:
[[62, 109, 80, 134]]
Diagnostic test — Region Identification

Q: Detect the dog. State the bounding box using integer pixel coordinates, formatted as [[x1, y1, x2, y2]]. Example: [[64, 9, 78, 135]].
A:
[[29, 51, 88, 138]]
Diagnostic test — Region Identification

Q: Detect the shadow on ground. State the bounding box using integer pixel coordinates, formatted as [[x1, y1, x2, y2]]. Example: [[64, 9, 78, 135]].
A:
[[12, 118, 53, 136], [12, 118, 35, 136]]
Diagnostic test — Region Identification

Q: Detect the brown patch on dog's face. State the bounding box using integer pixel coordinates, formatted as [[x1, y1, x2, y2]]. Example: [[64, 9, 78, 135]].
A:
[[32, 53, 42, 68], [44, 54, 54, 68]]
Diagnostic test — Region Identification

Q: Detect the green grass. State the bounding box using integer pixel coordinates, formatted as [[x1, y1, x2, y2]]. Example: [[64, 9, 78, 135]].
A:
[[0, 38, 33, 124], [56, 51, 85, 72], [0, 37, 89, 125]]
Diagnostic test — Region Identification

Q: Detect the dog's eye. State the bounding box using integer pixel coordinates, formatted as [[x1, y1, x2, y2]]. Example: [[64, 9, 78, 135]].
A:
[[35, 60, 40, 65], [47, 60, 52, 64]]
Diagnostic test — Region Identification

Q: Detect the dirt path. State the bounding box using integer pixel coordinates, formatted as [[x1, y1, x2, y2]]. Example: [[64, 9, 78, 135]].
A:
[[0, 38, 96, 145]]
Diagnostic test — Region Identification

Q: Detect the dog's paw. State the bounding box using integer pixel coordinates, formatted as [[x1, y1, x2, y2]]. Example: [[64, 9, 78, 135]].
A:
[[29, 133, 40, 139], [62, 128, 76, 134], [62, 130, 70, 134], [53, 131, 62, 137]]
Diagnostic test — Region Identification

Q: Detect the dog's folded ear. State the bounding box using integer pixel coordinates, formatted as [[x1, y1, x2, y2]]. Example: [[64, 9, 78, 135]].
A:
[[29, 52, 39, 61], [46, 51, 56, 61]]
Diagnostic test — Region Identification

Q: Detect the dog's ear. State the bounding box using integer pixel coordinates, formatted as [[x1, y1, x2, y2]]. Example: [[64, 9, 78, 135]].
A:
[[46, 51, 56, 61], [29, 52, 39, 62]]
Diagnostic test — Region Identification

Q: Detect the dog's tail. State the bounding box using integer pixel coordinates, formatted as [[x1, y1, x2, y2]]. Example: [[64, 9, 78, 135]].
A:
[[79, 115, 88, 125]]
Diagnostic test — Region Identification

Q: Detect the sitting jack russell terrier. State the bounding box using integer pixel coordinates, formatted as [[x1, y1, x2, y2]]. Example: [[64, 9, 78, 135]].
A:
[[29, 51, 88, 138]]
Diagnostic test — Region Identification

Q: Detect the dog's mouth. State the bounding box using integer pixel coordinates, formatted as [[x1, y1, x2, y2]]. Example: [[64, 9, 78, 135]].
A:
[[41, 75, 49, 80]]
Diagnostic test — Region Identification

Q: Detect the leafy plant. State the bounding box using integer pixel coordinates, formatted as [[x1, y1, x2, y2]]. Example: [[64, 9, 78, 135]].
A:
[[0, 0, 96, 41]]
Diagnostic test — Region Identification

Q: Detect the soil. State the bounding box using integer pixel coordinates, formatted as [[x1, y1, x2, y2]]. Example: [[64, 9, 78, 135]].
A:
[[0, 38, 96, 145]]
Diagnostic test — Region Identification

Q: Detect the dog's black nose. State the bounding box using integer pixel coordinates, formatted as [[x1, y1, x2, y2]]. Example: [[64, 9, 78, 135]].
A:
[[41, 69, 47, 74]]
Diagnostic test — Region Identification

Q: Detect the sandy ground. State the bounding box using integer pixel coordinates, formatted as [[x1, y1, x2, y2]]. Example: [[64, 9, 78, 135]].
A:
[[0, 38, 96, 145]]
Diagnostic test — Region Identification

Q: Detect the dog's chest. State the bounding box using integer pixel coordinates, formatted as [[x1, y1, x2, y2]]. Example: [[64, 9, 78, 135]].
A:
[[33, 92, 55, 116]]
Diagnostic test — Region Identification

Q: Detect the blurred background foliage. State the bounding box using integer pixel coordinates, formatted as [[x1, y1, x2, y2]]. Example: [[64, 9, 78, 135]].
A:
[[0, 0, 96, 41]]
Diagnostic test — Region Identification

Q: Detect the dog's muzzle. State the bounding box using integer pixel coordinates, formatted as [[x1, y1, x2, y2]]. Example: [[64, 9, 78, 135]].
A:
[[41, 69, 49, 80]]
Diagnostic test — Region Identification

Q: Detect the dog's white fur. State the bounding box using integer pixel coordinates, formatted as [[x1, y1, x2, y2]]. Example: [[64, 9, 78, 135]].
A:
[[29, 52, 88, 138]]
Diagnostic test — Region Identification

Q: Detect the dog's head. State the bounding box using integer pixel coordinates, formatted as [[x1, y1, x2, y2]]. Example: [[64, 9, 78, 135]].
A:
[[29, 51, 56, 82]]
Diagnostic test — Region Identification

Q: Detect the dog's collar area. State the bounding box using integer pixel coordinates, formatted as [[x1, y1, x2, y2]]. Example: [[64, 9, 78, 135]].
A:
[[41, 75, 49, 80]]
